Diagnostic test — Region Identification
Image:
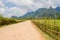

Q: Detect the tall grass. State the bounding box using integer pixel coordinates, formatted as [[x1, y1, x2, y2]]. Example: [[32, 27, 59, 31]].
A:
[[0, 16, 24, 27], [32, 20, 60, 40]]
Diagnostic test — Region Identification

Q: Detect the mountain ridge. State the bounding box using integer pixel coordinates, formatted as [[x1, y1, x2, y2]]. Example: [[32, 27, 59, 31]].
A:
[[11, 7, 60, 19]]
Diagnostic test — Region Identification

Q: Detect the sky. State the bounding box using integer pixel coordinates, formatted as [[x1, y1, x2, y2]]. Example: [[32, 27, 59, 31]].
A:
[[0, 0, 60, 17]]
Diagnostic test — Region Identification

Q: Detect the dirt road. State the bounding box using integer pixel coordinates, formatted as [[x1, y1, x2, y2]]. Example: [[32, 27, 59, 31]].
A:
[[0, 20, 45, 40]]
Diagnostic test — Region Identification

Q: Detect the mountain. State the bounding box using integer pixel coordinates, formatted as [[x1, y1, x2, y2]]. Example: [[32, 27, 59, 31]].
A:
[[11, 7, 60, 19], [55, 7, 60, 12], [19, 12, 36, 18], [35, 7, 59, 19]]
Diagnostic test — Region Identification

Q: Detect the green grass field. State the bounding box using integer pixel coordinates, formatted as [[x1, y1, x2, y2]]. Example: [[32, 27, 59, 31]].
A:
[[33, 20, 60, 32], [32, 20, 60, 40]]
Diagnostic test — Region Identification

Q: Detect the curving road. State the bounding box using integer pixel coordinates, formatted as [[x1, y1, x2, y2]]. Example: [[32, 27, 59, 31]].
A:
[[0, 20, 45, 40]]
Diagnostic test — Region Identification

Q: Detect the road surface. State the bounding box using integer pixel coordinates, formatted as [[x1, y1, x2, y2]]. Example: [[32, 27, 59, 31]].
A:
[[0, 20, 45, 40]]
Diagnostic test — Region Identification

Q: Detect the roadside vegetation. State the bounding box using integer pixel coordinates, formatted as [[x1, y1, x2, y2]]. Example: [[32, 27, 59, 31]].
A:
[[32, 19, 60, 40], [0, 15, 25, 27]]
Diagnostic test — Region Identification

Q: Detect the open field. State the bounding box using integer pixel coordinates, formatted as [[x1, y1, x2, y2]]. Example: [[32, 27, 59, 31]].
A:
[[32, 20, 60, 32], [32, 20, 60, 40]]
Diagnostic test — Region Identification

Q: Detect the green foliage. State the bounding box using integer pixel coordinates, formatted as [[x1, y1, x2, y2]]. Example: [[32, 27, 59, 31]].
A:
[[0, 15, 26, 27], [0, 15, 17, 26]]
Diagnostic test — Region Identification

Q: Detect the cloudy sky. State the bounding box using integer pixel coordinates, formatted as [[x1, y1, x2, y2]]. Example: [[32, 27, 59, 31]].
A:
[[0, 0, 60, 17]]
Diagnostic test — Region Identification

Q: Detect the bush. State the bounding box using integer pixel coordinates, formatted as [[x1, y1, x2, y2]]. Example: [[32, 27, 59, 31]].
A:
[[0, 17, 17, 26]]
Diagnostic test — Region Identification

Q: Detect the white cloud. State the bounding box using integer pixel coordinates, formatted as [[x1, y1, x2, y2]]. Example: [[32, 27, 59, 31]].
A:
[[27, 2, 43, 11], [3, 13, 13, 17], [50, 0, 60, 7], [0, 8, 6, 14], [0, 0, 5, 14], [6, 0, 58, 9], [8, 7, 27, 16], [7, 0, 33, 6], [3, 7, 27, 17], [0, 0, 60, 17], [32, 0, 56, 8], [7, 0, 44, 11], [0, 1, 5, 8]]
